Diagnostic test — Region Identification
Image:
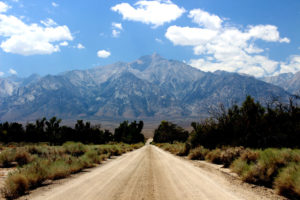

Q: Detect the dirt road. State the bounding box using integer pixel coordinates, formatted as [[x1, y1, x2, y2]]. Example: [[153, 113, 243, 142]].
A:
[[23, 142, 283, 200]]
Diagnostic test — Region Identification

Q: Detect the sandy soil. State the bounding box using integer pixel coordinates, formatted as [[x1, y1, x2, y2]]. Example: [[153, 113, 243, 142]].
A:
[[18, 142, 286, 200]]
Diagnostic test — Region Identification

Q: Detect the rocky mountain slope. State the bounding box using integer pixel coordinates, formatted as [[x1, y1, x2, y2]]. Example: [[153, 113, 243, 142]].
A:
[[261, 72, 300, 95], [0, 54, 290, 122]]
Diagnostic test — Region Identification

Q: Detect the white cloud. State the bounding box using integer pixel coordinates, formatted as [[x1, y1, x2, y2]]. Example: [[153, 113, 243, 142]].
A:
[[0, 2, 73, 55], [40, 18, 57, 27], [0, 1, 10, 13], [165, 9, 290, 77], [8, 68, 17, 75], [59, 41, 68, 46], [0, 71, 4, 76], [165, 25, 218, 46], [112, 29, 120, 38], [112, 22, 123, 30], [111, 0, 185, 28], [52, 2, 58, 7], [189, 9, 223, 30], [97, 50, 110, 58], [111, 22, 123, 38], [77, 43, 85, 49], [279, 56, 300, 74], [247, 25, 290, 43]]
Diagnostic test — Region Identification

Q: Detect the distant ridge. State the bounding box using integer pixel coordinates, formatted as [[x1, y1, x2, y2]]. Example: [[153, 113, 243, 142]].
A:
[[261, 72, 300, 95]]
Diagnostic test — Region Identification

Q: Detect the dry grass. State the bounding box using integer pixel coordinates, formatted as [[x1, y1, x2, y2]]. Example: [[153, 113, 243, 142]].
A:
[[154, 143, 186, 155], [1, 142, 144, 199]]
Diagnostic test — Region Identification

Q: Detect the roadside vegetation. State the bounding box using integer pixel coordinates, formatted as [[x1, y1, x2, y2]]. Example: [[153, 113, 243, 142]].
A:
[[0, 120, 145, 199], [1, 142, 144, 199], [153, 95, 300, 199]]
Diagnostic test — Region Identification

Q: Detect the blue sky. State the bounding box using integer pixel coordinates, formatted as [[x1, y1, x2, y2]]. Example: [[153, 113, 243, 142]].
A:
[[0, 0, 300, 78]]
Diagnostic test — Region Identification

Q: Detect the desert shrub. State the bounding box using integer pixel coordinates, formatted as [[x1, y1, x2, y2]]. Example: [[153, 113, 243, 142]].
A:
[[109, 146, 122, 156], [205, 149, 222, 164], [157, 143, 186, 155], [99, 154, 109, 161], [2, 173, 29, 199], [83, 150, 101, 164], [131, 143, 144, 149], [188, 146, 209, 160], [63, 142, 87, 157], [219, 147, 245, 167], [68, 158, 84, 174], [177, 143, 191, 156], [231, 148, 299, 186], [23, 160, 49, 188], [47, 160, 71, 180], [274, 162, 300, 199], [15, 148, 33, 166], [240, 149, 260, 162], [0, 149, 14, 167], [1, 142, 144, 199]]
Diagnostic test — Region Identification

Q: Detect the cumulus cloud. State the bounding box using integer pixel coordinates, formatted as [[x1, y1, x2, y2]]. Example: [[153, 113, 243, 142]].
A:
[[0, 1, 73, 55], [279, 56, 300, 74], [97, 50, 110, 58], [77, 43, 85, 49], [111, 0, 185, 28], [0, 71, 4, 76], [165, 25, 218, 46], [188, 9, 223, 30], [165, 9, 290, 77], [0, 1, 9, 13], [8, 68, 17, 75]]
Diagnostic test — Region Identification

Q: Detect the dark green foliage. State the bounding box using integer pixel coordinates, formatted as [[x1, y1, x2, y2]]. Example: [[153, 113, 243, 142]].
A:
[[153, 121, 189, 143], [190, 96, 300, 149], [0, 117, 119, 145], [114, 121, 145, 144]]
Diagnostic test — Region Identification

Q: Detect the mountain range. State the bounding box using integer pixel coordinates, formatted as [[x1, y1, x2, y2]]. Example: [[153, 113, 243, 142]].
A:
[[261, 72, 300, 95], [0, 54, 294, 123]]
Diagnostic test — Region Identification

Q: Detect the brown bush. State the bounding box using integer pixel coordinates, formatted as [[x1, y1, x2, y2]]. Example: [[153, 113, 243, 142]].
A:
[[188, 146, 209, 160], [274, 162, 300, 199], [240, 149, 260, 163], [0, 149, 14, 167], [205, 149, 222, 164], [15, 149, 33, 166], [2, 173, 29, 199], [219, 147, 245, 167]]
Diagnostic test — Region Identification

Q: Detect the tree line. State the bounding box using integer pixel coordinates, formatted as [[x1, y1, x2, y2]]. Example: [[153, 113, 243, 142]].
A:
[[153, 96, 300, 149], [0, 118, 145, 145]]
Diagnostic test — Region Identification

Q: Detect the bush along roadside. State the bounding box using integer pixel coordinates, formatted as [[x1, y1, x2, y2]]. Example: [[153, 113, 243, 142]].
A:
[[1, 142, 144, 199], [154, 143, 300, 200]]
